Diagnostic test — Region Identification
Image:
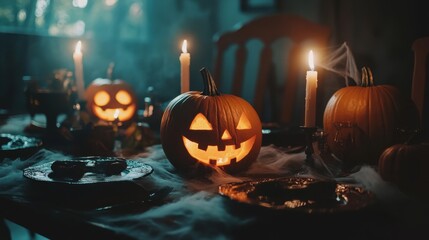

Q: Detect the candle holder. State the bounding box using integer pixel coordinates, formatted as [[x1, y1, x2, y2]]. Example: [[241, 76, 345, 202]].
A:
[[26, 90, 75, 132], [299, 126, 318, 167]]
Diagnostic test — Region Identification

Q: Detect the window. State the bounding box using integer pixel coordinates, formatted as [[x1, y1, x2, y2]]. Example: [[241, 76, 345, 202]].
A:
[[0, 0, 148, 41]]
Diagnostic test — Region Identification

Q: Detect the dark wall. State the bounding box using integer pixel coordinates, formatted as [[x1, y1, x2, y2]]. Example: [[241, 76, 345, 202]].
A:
[[322, 0, 429, 95], [1, 0, 428, 127]]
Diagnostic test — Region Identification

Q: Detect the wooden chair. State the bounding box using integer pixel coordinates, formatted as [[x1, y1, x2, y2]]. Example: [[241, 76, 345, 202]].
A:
[[213, 14, 330, 125], [411, 36, 429, 127]]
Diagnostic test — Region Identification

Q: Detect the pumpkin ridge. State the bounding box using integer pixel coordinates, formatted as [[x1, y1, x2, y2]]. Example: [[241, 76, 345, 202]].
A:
[[213, 97, 221, 141], [217, 96, 228, 142], [367, 87, 373, 148], [352, 87, 362, 128], [222, 96, 235, 145], [232, 96, 244, 144], [372, 86, 386, 146], [382, 146, 397, 181], [379, 86, 399, 141], [229, 95, 245, 145]]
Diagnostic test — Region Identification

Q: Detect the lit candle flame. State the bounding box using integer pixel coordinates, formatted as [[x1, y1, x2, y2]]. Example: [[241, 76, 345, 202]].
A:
[[182, 40, 188, 53], [113, 109, 120, 121], [75, 41, 82, 54], [308, 50, 314, 71]]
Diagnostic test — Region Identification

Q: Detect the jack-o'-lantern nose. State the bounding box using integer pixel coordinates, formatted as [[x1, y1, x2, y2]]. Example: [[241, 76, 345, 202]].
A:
[[221, 130, 232, 140]]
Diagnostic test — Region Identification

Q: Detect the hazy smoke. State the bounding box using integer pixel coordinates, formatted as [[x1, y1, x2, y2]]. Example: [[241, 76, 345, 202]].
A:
[[0, 145, 425, 239], [318, 42, 361, 86]]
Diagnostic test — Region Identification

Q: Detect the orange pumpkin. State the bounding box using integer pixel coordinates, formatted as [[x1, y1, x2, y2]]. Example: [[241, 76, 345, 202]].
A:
[[378, 134, 429, 199], [323, 67, 420, 168], [85, 78, 137, 122], [160, 68, 262, 175]]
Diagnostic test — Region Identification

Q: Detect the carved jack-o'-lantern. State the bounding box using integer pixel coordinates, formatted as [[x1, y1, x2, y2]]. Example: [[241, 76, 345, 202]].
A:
[[160, 68, 262, 175], [85, 78, 137, 122]]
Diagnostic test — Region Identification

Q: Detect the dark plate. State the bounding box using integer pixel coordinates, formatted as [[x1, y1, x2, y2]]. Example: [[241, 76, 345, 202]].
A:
[[0, 133, 42, 159], [23, 157, 153, 185], [219, 177, 375, 214]]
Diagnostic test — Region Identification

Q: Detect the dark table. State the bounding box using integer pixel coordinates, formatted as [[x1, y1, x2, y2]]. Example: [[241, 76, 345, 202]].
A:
[[1, 114, 428, 240]]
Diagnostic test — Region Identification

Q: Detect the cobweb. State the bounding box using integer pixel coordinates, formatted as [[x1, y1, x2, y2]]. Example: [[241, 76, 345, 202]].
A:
[[318, 42, 361, 86], [0, 145, 425, 239]]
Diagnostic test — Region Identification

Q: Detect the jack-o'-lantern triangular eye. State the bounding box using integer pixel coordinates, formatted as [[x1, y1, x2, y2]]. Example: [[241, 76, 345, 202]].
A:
[[237, 113, 252, 129], [190, 113, 213, 130]]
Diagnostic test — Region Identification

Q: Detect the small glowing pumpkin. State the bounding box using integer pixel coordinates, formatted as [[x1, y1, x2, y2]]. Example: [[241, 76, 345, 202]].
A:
[[85, 78, 137, 122], [160, 68, 262, 175]]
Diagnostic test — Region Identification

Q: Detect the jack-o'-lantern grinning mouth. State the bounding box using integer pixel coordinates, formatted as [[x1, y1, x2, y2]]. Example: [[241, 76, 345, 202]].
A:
[[182, 135, 256, 166], [93, 105, 136, 122]]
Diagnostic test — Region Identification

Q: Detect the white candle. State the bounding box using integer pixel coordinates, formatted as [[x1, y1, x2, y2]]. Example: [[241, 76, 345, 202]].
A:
[[179, 40, 190, 93], [73, 41, 85, 100], [305, 50, 318, 127]]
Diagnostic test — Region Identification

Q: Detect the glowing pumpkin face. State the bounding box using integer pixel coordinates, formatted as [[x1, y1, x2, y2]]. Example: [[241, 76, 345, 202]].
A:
[[161, 68, 262, 175], [183, 112, 256, 166], [85, 78, 136, 122]]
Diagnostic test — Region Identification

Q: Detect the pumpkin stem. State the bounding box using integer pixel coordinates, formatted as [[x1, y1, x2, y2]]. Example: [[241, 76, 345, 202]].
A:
[[367, 67, 374, 86], [200, 67, 221, 96], [361, 67, 368, 87], [107, 62, 115, 80], [361, 67, 374, 87]]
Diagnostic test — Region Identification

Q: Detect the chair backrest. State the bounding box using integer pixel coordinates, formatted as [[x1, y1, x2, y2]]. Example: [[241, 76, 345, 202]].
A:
[[411, 36, 429, 127], [213, 14, 330, 125]]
